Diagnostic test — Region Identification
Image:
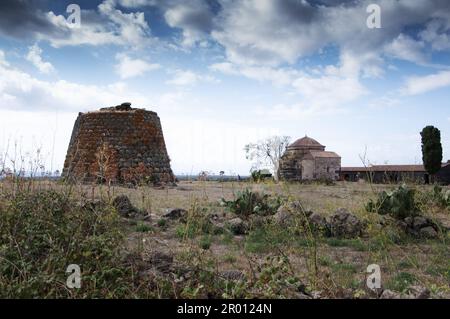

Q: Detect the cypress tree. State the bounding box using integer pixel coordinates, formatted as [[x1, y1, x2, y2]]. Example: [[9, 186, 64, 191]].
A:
[[420, 126, 443, 177]]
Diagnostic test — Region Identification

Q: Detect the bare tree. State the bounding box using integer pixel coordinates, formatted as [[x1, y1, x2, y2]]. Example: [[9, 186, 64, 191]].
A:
[[244, 136, 291, 181]]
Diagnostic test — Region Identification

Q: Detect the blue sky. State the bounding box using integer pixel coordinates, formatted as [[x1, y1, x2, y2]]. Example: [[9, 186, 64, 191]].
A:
[[0, 0, 449, 175]]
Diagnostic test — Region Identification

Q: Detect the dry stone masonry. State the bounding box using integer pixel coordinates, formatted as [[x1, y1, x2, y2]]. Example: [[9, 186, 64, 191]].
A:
[[279, 136, 341, 181], [62, 103, 175, 185]]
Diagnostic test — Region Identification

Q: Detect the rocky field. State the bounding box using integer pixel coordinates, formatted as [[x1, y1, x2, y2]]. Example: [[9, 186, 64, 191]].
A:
[[0, 179, 449, 299]]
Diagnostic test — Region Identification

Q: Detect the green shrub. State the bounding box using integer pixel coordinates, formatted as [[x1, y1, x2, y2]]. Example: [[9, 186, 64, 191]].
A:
[[431, 185, 450, 208], [251, 170, 263, 183], [157, 218, 167, 228], [220, 189, 283, 218], [135, 221, 153, 233], [0, 190, 149, 298], [365, 184, 420, 219], [176, 205, 214, 240], [199, 235, 212, 250]]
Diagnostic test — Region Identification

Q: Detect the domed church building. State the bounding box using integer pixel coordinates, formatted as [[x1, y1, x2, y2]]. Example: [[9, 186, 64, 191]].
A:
[[278, 136, 341, 181]]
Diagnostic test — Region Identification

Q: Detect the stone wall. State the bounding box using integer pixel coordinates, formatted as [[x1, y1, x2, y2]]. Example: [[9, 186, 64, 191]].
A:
[[62, 103, 175, 185], [278, 150, 307, 181], [314, 157, 341, 180]]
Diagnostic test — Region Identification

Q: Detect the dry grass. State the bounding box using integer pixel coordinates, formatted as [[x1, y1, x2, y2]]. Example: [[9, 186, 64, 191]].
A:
[[1, 178, 449, 298]]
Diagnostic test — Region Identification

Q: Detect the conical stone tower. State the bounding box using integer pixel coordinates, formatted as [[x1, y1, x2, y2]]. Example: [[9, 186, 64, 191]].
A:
[[62, 103, 175, 185]]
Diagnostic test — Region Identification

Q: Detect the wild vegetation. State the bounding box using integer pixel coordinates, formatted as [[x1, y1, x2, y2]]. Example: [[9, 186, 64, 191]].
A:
[[0, 176, 448, 299]]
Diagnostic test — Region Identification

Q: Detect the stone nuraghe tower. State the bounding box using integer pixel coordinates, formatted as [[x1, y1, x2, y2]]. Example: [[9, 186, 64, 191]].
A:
[[62, 103, 175, 185]]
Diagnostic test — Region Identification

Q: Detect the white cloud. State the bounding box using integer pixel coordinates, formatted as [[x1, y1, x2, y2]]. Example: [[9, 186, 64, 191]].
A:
[[42, 0, 156, 48], [115, 53, 160, 79], [0, 50, 8, 67], [98, 0, 151, 46], [384, 34, 427, 64], [0, 60, 147, 112], [164, 0, 213, 47], [211, 51, 369, 112], [211, 0, 450, 68], [25, 44, 55, 74], [114, 0, 214, 47], [166, 69, 217, 86], [419, 18, 450, 51], [401, 71, 450, 95], [210, 62, 299, 87]]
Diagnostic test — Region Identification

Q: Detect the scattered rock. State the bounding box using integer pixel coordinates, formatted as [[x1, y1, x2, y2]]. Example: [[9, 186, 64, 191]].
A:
[[380, 289, 402, 299], [440, 220, 450, 233], [380, 285, 430, 299], [398, 216, 440, 239], [273, 201, 311, 226], [286, 200, 305, 213], [163, 208, 187, 220], [220, 270, 245, 281], [328, 208, 364, 239], [412, 216, 428, 229], [146, 250, 174, 273], [116, 102, 132, 111], [291, 292, 312, 299], [406, 285, 430, 299], [310, 290, 323, 299], [112, 195, 144, 218], [228, 217, 248, 235], [420, 226, 438, 239], [273, 206, 292, 225], [308, 212, 329, 233], [377, 215, 395, 227]]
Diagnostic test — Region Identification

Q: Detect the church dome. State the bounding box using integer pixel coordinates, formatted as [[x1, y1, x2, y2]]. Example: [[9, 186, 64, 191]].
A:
[[288, 136, 325, 150]]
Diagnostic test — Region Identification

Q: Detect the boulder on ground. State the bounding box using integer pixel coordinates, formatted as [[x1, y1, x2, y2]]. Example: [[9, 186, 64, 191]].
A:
[[163, 208, 187, 220], [380, 289, 402, 299], [228, 217, 248, 235], [380, 285, 430, 299], [406, 285, 430, 299], [329, 208, 364, 239], [308, 212, 329, 233], [397, 216, 440, 239], [273, 200, 311, 226], [112, 195, 144, 218]]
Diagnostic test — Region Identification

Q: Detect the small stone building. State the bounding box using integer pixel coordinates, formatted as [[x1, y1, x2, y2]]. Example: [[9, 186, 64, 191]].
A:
[[341, 161, 450, 185], [62, 103, 175, 185], [279, 136, 341, 181]]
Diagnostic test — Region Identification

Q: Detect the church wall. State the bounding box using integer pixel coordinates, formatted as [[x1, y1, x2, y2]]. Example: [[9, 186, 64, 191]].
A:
[[301, 159, 315, 180], [314, 157, 341, 180]]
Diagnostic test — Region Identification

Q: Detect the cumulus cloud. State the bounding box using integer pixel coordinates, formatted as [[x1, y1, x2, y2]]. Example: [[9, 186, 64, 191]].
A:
[[25, 44, 55, 74], [115, 53, 160, 79], [166, 69, 218, 86], [210, 62, 300, 86], [114, 0, 214, 46], [0, 0, 157, 48], [2, 0, 450, 68], [98, 0, 152, 46], [419, 17, 450, 51], [0, 57, 147, 112], [212, 50, 370, 111], [0, 0, 58, 39], [401, 71, 450, 96], [384, 34, 427, 64], [164, 0, 214, 47], [211, 0, 450, 67]]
